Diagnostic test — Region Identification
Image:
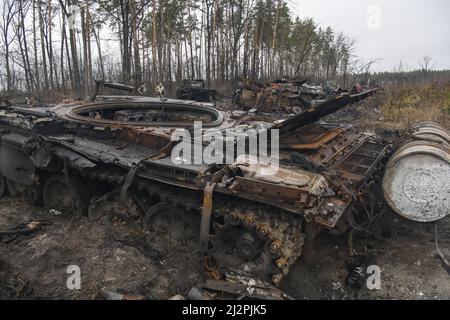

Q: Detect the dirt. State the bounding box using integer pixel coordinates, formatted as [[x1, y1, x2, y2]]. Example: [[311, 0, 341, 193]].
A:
[[0, 198, 201, 300], [1, 195, 449, 300]]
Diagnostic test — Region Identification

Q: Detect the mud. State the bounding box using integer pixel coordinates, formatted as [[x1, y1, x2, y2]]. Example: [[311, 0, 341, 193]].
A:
[[1, 195, 449, 300], [283, 216, 450, 300], [0, 198, 200, 300]]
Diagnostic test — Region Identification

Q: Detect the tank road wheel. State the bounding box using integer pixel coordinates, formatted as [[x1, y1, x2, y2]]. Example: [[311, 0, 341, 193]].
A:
[[209, 222, 274, 282], [208, 207, 305, 286], [0, 173, 7, 198], [142, 202, 200, 249], [42, 175, 91, 215], [88, 189, 153, 221]]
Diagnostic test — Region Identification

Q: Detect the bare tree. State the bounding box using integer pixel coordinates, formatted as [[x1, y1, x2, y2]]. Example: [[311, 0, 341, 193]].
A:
[[59, 0, 82, 98], [419, 55, 435, 73], [418, 55, 436, 82], [14, 0, 35, 92], [0, 0, 20, 92], [350, 58, 381, 87], [0, 0, 386, 95]]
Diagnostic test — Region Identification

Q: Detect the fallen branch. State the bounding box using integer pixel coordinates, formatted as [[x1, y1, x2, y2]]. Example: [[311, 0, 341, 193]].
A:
[[0, 221, 47, 240], [348, 228, 357, 256]]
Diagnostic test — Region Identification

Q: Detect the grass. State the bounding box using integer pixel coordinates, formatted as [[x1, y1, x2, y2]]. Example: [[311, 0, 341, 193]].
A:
[[377, 84, 450, 130]]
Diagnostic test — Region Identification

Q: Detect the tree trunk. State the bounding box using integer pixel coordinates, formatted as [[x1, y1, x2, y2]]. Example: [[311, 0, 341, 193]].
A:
[[47, 0, 55, 89], [38, 6, 49, 91], [152, 0, 158, 83], [33, 0, 40, 93], [131, 0, 142, 89], [67, 1, 81, 97], [81, 6, 89, 97]]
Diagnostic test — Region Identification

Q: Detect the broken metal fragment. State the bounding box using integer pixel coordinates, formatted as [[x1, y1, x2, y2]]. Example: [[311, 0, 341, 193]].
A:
[[0, 221, 47, 242]]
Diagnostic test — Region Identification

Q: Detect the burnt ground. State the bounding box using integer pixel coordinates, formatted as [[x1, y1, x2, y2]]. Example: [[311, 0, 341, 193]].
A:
[[1, 195, 450, 300], [0, 198, 201, 300]]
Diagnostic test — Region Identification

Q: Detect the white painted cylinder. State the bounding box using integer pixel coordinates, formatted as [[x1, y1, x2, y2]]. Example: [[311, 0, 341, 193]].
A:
[[383, 123, 450, 222]]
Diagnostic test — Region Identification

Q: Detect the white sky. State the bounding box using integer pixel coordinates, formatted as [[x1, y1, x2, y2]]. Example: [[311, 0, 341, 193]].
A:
[[289, 0, 450, 72]]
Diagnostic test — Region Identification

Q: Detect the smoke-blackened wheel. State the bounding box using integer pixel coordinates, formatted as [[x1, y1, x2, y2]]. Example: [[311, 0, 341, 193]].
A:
[[209, 222, 274, 282], [142, 202, 200, 248], [208, 204, 305, 286], [88, 189, 153, 221], [43, 175, 91, 215]]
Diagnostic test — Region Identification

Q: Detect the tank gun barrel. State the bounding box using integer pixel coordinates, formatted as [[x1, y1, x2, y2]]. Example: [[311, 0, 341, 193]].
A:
[[272, 88, 377, 135]]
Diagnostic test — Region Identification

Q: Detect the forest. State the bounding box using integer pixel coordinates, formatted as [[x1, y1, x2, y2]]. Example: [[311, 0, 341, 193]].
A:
[[0, 0, 450, 303], [1, 0, 449, 100], [0, 0, 368, 98]]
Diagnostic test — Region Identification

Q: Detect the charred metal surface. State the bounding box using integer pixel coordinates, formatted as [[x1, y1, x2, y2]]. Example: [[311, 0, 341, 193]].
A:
[[272, 89, 377, 134], [91, 80, 136, 101], [200, 182, 216, 255], [234, 78, 353, 115], [0, 88, 384, 286]]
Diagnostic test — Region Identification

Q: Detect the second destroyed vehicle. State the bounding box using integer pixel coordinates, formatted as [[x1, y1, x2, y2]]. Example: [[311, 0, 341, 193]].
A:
[[1, 86, 443, 287], [235, 78, 348, 115], [176, 79, 220, 102]]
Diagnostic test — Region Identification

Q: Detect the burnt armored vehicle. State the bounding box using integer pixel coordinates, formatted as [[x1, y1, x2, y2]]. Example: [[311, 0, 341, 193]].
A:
[[176, 79, 220, 102], [0, 88, 384, 286], [235, 78, 348, 115], [235, 78, 310, 114]]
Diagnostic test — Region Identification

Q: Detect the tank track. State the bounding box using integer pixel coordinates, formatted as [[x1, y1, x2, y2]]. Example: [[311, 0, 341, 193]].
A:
[[55, 164, 306, 286], [209, 197, 305, 286], [134, 180, 305, 286]]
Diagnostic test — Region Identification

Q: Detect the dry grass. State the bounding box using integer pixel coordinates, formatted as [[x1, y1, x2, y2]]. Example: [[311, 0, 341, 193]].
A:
[[377, 84, 450, 130]]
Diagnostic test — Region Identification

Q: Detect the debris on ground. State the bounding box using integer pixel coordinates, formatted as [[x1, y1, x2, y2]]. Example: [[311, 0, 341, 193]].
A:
[[434, 224, 450, 275], [100, 289, 145, 300]]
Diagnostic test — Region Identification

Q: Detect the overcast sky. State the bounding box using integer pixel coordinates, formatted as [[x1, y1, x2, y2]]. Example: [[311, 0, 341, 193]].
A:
[[289, 0, 450, 72]]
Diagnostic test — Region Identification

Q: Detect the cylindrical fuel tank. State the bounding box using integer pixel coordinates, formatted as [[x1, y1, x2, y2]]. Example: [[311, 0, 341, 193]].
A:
[[383, 122, 450, 222], [407, 121, 450, 145]]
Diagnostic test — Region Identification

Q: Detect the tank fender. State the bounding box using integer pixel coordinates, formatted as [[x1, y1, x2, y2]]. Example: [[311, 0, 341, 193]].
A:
[[31, 143, 97, 170], [0, 133, 36, 185]]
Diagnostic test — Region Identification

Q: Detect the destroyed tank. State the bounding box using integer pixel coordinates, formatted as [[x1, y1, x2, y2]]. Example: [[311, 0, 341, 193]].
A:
[[0, 87, 384, 286], [176, 79, 220, 102], [235, 78, 347, 115]]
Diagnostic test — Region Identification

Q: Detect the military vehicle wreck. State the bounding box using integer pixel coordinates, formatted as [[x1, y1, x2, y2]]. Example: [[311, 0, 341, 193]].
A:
[[0, 87, 383, 286], [1, 86, 444, 288], [234, 78, 347, 115], [176, 79, 220, 102]]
